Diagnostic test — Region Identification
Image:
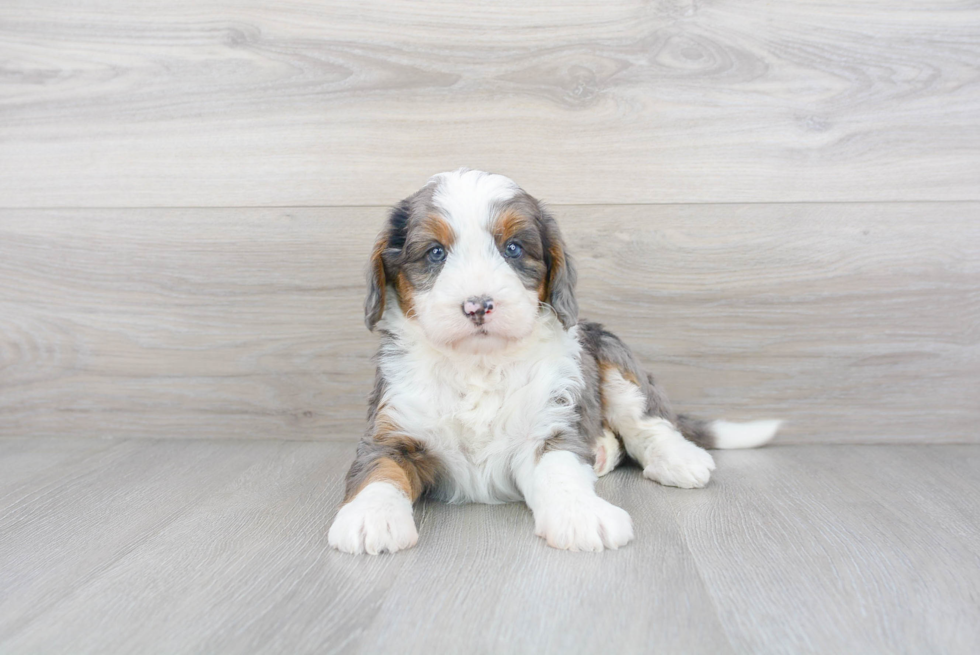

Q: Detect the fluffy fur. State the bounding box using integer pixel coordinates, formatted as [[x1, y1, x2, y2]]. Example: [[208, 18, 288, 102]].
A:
[[328, 169, 781, 555]]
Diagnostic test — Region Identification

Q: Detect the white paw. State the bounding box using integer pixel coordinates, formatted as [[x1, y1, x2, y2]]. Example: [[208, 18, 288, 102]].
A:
[[534, 496, 634, 552], [643, 439, 716, 489], [327, 482, 418, 555]]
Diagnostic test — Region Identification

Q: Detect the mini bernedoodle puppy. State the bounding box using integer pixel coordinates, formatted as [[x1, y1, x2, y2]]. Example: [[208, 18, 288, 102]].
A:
[[329, 169, 781, 554]]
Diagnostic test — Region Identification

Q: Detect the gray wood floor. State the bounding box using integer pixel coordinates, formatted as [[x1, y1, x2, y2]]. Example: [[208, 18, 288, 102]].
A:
[[1, 439, 978, 654]]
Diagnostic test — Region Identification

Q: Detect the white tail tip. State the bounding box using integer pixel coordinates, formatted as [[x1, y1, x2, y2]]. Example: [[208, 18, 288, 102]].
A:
[[710, 419, 782, 449]]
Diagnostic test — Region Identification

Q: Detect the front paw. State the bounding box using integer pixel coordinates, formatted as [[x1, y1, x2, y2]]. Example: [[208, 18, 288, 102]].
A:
[[328, 482, 418, 555], [643, 439, 716, 489], [534, 497, 634, 552]]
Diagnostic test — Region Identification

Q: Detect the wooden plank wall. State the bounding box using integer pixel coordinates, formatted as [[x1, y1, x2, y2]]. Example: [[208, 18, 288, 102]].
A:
[[1, 1, 978, 443]]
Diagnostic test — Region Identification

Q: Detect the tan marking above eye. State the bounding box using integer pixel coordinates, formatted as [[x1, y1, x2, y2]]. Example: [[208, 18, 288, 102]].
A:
[[492, 208, 536, 248], [423, 213, 455, 249]]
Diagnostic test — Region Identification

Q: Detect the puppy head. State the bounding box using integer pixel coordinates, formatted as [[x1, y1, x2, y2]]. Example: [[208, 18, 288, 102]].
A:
[[365, 169, 577, 349]]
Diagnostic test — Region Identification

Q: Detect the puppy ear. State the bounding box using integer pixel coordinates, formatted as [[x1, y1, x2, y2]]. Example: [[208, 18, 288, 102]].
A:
[[540, 209, 578, 329], [365, 200, 410, 331]]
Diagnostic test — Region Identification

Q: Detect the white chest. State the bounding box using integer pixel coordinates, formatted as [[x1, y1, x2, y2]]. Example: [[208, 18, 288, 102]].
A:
[[391, 348, 579, 451], [377, 323, 584, 502]]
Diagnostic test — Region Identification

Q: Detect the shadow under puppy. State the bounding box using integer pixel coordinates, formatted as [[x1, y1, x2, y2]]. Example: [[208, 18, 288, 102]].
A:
[[329, 169, 780, 554]]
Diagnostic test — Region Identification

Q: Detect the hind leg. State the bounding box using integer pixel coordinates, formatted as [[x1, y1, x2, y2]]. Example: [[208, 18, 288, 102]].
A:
[[600, 366, 715, 488]]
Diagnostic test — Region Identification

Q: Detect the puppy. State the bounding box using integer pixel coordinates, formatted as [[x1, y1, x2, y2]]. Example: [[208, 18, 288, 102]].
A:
[[328, 169, 780, 554]]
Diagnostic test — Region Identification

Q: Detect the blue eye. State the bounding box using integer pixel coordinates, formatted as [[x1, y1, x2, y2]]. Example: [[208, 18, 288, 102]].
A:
[[427, 245, 446, 263], [504, 242, 523, 258]]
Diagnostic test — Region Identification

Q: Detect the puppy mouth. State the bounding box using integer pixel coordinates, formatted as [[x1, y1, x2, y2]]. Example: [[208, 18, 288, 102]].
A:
[[459, 323, 493, 340]]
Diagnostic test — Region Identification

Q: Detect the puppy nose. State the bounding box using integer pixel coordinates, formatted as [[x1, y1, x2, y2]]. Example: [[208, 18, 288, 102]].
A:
[[462, 295, 494, 324]]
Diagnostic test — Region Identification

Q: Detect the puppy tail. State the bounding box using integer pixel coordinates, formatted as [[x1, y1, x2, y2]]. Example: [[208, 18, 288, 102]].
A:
[[676, 415, 782, 450]]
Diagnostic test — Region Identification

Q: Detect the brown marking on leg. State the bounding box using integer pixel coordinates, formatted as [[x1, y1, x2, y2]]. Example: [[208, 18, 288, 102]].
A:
[[599, 361, 640, 389], [343, 411, 440, 503], [355, 457, 414, 499], [598, 363, 612, 413]]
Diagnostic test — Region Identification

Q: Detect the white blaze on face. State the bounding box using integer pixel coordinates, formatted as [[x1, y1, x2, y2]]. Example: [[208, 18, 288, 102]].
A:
[[413, 170, 542, 349]]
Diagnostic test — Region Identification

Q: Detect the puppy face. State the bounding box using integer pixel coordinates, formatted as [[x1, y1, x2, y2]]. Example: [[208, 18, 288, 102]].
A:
[[366, 170, 578, 349]]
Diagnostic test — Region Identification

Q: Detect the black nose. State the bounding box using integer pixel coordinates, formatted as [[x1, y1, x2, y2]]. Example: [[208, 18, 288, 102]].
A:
[[462, 296, 494, 325]]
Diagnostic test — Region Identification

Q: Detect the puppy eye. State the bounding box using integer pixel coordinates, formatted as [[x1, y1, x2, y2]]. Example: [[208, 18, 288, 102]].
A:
[[427, 245, 447, 263], [504, 241, 523, 258]]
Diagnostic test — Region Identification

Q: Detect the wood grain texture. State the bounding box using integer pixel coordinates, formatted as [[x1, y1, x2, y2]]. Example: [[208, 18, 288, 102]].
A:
[[1, 439, 978, 653], [359, 467, 734, 655], [679, 447, 980, 653], [1, 1, 979, 207], [0, 438, 115, 497], [1, 203, 977, 444]]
